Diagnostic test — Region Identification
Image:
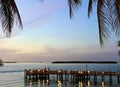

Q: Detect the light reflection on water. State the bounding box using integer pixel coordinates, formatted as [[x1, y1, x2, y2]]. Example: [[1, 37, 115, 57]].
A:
[[25, 79, 120, 87], [27, 80, 117, 87]]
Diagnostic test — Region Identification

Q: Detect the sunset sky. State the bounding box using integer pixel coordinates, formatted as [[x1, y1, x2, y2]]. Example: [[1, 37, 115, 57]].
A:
[[0, 0, 119, 62]]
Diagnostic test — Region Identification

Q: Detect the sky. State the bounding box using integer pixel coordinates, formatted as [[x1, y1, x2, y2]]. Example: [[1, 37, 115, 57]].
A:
[[0, 0, 119, 62]]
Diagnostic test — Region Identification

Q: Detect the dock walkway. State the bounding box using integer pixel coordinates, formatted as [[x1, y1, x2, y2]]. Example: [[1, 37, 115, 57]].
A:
[[24, 67, 120, 85]]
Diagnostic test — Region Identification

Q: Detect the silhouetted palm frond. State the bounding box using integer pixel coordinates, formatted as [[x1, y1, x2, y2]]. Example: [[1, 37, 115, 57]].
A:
[[114, 0, 120, 36], [0, 0, 22, 37], [68, 0, 82, 18], [68, 0, 120, 47], [88, 0, 93, 17]]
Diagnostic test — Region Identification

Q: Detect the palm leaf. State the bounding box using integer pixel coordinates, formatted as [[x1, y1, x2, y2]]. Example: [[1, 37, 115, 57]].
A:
[[88, 0, 93, 17], [68, 0, 82, 18], [0, 0, 22, 37]]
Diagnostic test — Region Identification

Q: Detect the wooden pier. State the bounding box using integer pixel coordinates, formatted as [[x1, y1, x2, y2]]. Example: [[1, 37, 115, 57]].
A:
[[24, 68, 120, 86]]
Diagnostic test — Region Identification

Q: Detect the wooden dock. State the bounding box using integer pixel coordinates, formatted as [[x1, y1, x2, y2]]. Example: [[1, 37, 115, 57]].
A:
[[24, 68, 120, 85]]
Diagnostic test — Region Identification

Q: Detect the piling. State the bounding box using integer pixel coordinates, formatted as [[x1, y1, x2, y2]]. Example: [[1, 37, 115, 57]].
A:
[[109, 70, 112, 85], [94, 70, 97, 86], [117, 71, 120, 83]]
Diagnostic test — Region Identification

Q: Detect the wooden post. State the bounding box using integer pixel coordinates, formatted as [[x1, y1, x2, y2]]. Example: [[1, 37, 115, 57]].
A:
[[65, 69, 66, 81], [24, 69, 27, 80], [101, 71, 105, 86], [117, 71, 120, 83], [24, 69, 27, 86], [87, 70, 90, 80], [71, 70, 73, 81], [109, 70, 112, 85], [94, 70, 97, 86], [83, 71, 85, 81], [48, 71, 49, 80], [57, 70, 58, 81], [73, 70, 76, 82]]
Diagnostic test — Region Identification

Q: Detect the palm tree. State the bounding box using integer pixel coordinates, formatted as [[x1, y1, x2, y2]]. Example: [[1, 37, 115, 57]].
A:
[[0, 0, 22, 37], [0, 0, 120, 47]]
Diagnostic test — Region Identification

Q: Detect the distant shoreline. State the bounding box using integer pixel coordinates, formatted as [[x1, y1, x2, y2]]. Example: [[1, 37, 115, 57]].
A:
[[3, 62, 17, 63], [3, 61, 118, 64], [52, 61, 117, 64]]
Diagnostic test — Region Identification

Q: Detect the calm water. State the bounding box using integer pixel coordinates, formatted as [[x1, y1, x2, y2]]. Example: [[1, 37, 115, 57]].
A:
[[0, 63, 120, 87]]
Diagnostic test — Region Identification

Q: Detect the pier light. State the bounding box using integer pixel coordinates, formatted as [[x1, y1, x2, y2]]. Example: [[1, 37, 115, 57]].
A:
[[78, 70, 83, 74], [58, 70, 62, 74], [43, 69, 45, 73], [67, 70, 70, 74], [46, 80, 49, 83], [94, 71, 97, 75], [102, 71, 104, 75], [117, 71, 120, 75], [30, 70, 33, 74], [38, 69, 41, 72], [88, 70, 90, 75], [45, 69, 48, 73]]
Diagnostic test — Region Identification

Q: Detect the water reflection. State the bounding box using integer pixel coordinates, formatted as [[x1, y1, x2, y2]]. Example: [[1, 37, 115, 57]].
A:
[[38, 79, 40, 87], [78, 81, 83, 87], [30, 80, 32, 87], [58, 80, 62, 87], [102, 81, 105, 87], [26, 79, 49, 87], [87, 80, 90, 87], [25, 79, 119, 87]]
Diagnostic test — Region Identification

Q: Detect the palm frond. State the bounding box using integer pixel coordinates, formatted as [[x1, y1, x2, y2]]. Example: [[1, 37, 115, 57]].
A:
[[10, 0, 23, 29], [88, 0, 98, 17], [113, 0, 120, 36], [0, 0, 22, 37], [68, 0, 82, 18], [97, 0, 112, 47], [88, 0, 93, 17]]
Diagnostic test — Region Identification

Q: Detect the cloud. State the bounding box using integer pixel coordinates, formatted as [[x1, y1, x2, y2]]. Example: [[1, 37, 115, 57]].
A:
[[0, 44, 119, 62], [0, 48, 21, 61], [12, 46, 119, 62]]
